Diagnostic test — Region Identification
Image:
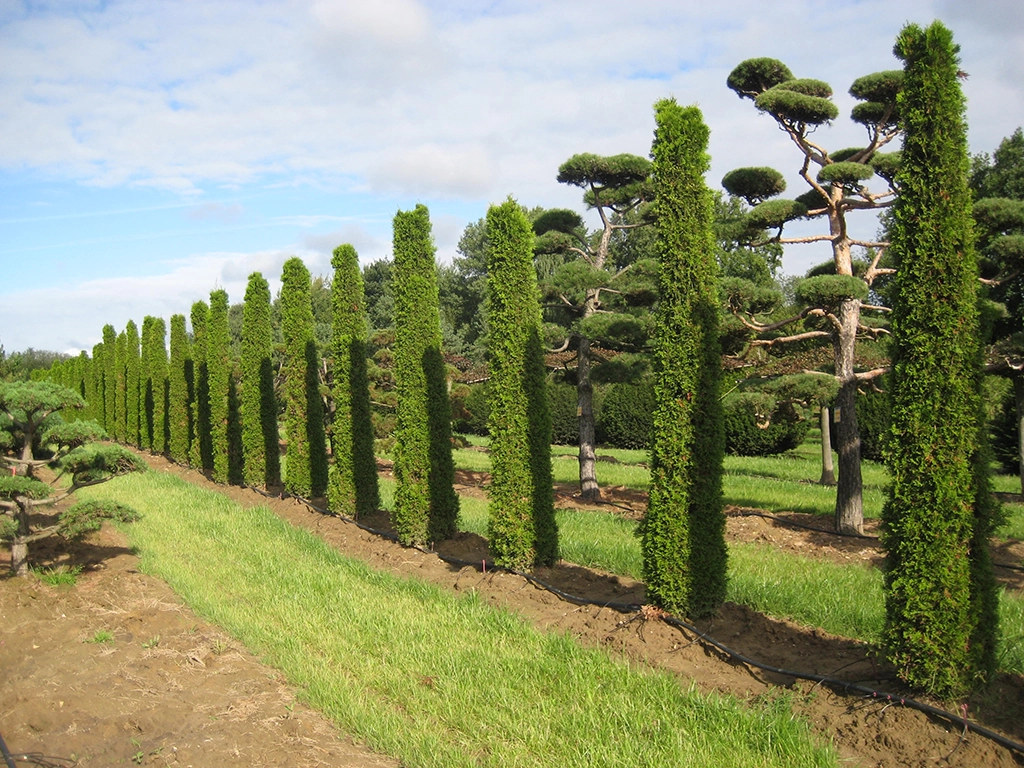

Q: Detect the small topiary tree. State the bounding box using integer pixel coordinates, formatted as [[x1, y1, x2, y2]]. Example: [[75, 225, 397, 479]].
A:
[[485, 198, 557, 569], [241, 272, 281, 489], [328, 245, 380, 517], [883, 20, 999, 697], [392, 205, 459, 545], [642, 98, 727, 618]]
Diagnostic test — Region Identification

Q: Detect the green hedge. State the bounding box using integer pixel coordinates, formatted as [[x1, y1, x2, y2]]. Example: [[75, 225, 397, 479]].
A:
[[598, 381, 654, 449], [723, 393, 809, 456]]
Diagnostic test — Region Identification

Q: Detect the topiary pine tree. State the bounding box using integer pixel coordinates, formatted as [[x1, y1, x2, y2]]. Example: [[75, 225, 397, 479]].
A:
[[168, 313, 192, 464], [125, 320, 141, 448], [392, 205, 459, 546], [328, 245, 379, 517], [280, 258, 329, 498], [642, 98, 727, 618], [208, 290, 232, 483], [536, 153, 654, 501], [882, 20, 999, 697], [241, 272, 281, 489], [189, 301, 213, 471], [485, 198, 557, 569], [724, 57, 903, 535]]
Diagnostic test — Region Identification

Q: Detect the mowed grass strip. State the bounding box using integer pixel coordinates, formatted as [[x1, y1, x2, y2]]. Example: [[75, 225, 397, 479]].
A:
[[81, 471, 836, 768]]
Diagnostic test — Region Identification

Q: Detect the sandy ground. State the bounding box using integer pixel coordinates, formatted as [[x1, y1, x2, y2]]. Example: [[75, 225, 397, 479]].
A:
[[2, 450, 1023, 767]]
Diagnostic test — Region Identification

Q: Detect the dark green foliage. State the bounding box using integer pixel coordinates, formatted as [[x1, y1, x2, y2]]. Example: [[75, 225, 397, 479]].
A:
[[0, 381, 84, 461], [113, 330, 127, 442], [754, 86, 839, 126], [775, 78, 833, 98], [721, 167, 786, 205], [57, 499, 141, 539], [870, 152, 902, 184], [747, 199, 808, 230], [59, 443, 147, 482], [557, 153, 652, 195], [849, 70, 904, 104], [598, 381, 654, 449], [642, 99, 727, 618], [795, 274, 869, 307], [147, 317, 169, 454], [727, 58, 794, 98], [328, 245, 379, 517], [189, 301, 214, 471], [991, 388, 1020, 475], [548, 383, 581, 446], [723, 393, 809, 456], [485, 199, 557, 569], [123, 321, 141, 448], [452, 382, 490, 435], [883, 21, 998, 697], [168, 314, 192, 464], [392, 205, 459, 545], [854, 387, 890, 463], [241, 272, 281, 489], [280, 258, 329, 498], [817, 162, 875, 185], [972, 128, 1024, 200], [0, 476, 52, 501], [208, 290, 232, 483], [43, 419, 106, 454]]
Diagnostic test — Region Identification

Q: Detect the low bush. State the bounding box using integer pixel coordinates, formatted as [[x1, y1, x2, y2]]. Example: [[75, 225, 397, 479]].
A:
[[598, 381, 654, 449], [723, 392, 809, 456]]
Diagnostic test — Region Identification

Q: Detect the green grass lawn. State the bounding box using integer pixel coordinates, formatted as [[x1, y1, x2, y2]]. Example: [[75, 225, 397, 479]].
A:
[[80, 472, 836, 768]]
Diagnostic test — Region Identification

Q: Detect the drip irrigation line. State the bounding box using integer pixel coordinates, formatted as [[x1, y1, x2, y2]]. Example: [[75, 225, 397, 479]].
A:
[[0, 732, 16, 768]]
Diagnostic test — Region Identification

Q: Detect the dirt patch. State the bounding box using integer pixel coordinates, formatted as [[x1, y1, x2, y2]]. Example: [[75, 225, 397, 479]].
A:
[[3, 452, 1023, 767]]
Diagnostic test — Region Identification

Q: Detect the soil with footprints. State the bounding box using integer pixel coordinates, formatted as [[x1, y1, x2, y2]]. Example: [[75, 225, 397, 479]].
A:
[[2, 449, 1023, 767]]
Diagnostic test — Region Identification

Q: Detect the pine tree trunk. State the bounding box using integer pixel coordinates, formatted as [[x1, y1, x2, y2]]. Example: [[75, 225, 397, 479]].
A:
[[834, 297, 864, 535], [10, 500, 30, 575], [819, 406, 836, 485], [576, 335, 600, 501]]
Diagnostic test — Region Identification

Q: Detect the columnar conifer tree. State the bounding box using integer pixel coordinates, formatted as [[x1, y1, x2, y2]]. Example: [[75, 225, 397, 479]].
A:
[[241, 272, 281, 489], [189, 300, 213, 471], [485, 199, 557, 568], [102, 324, 117, 434], [151, 317, 169, 454], [882, 21, 999, 696], [208, 290, 232, 483], [642, 99, 727, 617], [280, 258, 329, 498], [114, 330, 127, 442], [168, 314, 192, 464], [328, 245, 379, 516], [139, 319, 156, 449], [88, 343, 103, 425], [125, 320, 141, 448], [392, 205, 459, 545]]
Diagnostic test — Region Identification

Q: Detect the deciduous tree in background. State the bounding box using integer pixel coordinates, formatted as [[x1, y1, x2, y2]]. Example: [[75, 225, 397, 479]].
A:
[[882, 20, 999, 696], [642, 98, 727, 617], [168, 313, 192, 465], [392, 205, 459, 546], [241, 272, 281, 489], [328, 245, 379, 517], [281, 257, 329, 498], [485, 199, 557, 569]]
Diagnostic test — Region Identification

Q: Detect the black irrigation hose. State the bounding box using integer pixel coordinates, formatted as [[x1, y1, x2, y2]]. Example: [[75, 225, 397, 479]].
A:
[[732, 509, 1024, 573], [0, 732, 16, 768]]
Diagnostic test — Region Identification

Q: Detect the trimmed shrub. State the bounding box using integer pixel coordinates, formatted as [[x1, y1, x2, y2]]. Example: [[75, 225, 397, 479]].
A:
[[598, 381, 654, 449]]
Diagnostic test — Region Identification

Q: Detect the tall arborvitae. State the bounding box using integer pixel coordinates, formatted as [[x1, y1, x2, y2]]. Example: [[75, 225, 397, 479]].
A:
[[883, 21, 999, 696], [642, 99, 727, 617], [139, 317, 156, 450], [114, 330, 127, 442], [328, 245, 380, 517], [241, 272, 281, 489], [168, 313, 192, 464], [151, 317, 169, 454], [125, 320, 141, 447], [88, 342, 104, 425], [485, 199, 557, 569], [208, 289, 232, 483], [101, 324, 117, 435], [392, 205, 459, 545], [189, 300, 213, 471], [280, 258, 329, 498]]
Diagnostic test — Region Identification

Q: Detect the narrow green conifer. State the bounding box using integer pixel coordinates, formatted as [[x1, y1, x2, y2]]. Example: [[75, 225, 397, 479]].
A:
[[208, 290, 232, 483], [139, 318, 156, 449], [168, 314, 192, 464], [241, 272, 281, 489], [190, 301, 213, 471], [114, 330, 127, 442], [328, 245, 379, 516], [642, 99, 727, 617], [150, 317, 169, 454], [281, 258, 329, 498], [485, 199, 557, 569], [125, 321, 141, 447], [883, 21, 999, 696], [101, 325, 117, 435], [392, 205, 459, 545]]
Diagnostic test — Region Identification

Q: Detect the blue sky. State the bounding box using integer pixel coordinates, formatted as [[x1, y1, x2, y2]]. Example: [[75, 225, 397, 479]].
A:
[[2, 0, 1023, 353]]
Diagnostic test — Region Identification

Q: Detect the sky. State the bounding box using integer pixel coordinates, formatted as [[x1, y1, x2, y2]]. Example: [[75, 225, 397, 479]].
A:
[[1, 0, 1023, 354]]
